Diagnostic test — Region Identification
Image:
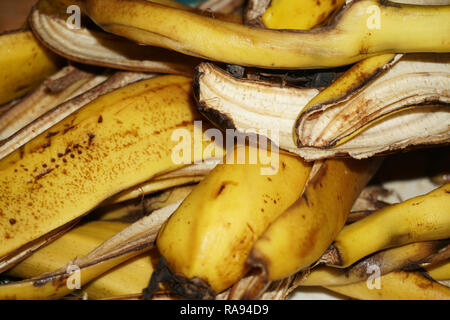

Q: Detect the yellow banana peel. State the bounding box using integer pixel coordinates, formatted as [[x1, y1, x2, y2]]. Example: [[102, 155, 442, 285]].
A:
[[81, 0, 450, 68], [299, 240, 449, 286], [155, 146, 312, 296], [325, 270, 450, 300], [249, 158, 382, 282], [262, 0, 345, 30], [323, 184, 450, 268], [0, 29, 62, 105], [0, 75, 221, 272]]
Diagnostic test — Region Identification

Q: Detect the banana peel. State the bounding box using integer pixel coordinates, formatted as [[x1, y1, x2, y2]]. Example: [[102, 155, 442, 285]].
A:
[[322, 184, 450, 268], [7, 220, 160, 299], [298, 240, 449, 286], [248, 158, 382, 282], [0, 65, 103, 141], [195, 54, 449, 160], [0, 75, 221, 273], [0, 202, 179, 299], [153, 146, 313, 297], [81, 0, 450, 69], [30, 0, 199, 75], [0, 29, 62, 105], [0, 71, 153, 160], [325, 270, 450, 300]]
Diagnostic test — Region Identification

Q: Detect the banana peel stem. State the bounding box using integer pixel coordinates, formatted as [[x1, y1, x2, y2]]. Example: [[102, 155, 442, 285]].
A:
[[144, 256, 216, 300]]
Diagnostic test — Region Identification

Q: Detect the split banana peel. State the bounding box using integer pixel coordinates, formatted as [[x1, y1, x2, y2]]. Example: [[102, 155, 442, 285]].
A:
[[0, 75, 222, 273], [195, 53, 449, 160], [79, 0, 450, 68], [0, 29, 62, 105]]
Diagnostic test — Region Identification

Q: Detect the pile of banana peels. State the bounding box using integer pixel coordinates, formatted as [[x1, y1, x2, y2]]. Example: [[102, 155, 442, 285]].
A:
[[0, 0, 449, 300]]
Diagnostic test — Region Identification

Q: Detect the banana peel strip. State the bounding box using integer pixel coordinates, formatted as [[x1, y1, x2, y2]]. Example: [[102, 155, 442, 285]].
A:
[[0, 65, 101, 141], [0, 202, 179, 299], [30, 0, 199, 75], [0, 218, 81, 274], [81, 0, 450, 69], [0, 71, 153, 160], [95, 185, 196, 222], [0, 75, 216, 273], [324, 270, 450, 300], [195, 54, 450, 160], [106, 158, 220, 204], [244, 0, 273, 26], [198, 0, 246, 15], [194, 62, 320, 151]]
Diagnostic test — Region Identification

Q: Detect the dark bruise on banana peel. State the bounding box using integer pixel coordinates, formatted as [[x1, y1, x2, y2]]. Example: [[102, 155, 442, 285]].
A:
[[192, 68, 237, 132], [144, 256, 215, 300]]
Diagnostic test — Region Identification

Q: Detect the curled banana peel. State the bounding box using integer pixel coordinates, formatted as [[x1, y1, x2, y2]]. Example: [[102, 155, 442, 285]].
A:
[[0, 29, 62, 105], [153, 145, 312, 297], [0, 71, 153, 160], [0, 75, 222, 273], [298, 240, 449, 286], [194, 62, 320, 148], [0, 66, 104, 141], [248, 158, 382, 284], [294, 53, 450, 152], [81, 0, 450, 69], [322, 184, 450, 268], [30, 0, 200, 75], [324, 270, 450, 300], [261, 0, 345, 30], [195, 53, 449, 160]]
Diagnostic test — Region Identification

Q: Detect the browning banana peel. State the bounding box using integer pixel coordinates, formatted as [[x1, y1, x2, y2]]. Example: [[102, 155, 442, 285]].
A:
[[0, 75, 220, 272], [248, 158, 382, 281]]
